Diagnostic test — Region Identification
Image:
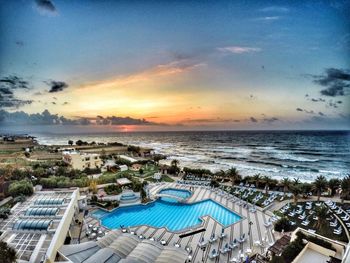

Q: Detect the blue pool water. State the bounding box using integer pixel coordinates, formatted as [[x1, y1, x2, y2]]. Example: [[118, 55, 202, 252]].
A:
[[96, 198, 241, 231], [158, 188, 191, 199]]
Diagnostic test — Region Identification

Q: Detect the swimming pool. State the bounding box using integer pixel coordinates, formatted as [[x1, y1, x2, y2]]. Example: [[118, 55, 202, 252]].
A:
[[158, 188, 191, 199], [95, 198, 242, 232]]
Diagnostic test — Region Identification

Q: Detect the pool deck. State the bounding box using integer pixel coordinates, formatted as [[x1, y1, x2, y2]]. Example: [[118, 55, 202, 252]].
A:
[[83, 182, 275, 262]]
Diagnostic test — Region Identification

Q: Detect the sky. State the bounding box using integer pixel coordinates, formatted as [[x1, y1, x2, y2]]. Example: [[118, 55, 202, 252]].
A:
[[0, 0, 349, 132]]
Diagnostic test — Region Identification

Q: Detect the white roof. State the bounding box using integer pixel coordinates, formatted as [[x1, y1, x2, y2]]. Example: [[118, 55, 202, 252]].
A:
[[116, 178, 132, 185]]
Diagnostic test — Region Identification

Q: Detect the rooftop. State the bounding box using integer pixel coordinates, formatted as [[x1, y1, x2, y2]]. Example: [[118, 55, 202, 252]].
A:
[[58, 230, 188, 263], [0, 189, 79, 263]]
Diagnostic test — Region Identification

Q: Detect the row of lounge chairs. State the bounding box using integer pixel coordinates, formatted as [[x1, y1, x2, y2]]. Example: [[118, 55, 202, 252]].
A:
[[207, 234, 247, 260]]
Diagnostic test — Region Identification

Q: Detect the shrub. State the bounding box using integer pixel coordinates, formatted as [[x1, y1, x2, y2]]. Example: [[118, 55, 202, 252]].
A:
[[0, 241, 17, 263], [274, 217, 295, 232], [8, 180, 33, 197], [0, 207, 11, 219], [104, 184, 122, 195], [13, 195, 26, 204]]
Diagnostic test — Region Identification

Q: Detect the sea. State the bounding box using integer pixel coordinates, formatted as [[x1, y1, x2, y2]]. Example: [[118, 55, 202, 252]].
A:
[[31, 130, 350, 182]]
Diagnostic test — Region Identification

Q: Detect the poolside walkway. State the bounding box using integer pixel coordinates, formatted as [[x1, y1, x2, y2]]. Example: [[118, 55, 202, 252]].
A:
[[145, 182, 275, 262]]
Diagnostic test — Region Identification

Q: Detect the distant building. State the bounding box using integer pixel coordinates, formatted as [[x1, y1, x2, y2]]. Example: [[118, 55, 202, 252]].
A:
[[131, 163, 142, 171], [153, 172, 162, 180], [119, 164, 128, 171], [119, 154, 137, 163], [101, 159, 118, 172], [160, 164, 170, 175], [62, 151, 102, 170]]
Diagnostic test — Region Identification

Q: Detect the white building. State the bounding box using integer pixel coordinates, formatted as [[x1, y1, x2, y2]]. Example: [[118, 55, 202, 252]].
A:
[[62, 151, 102, 170], [0, 189, 82, 263]]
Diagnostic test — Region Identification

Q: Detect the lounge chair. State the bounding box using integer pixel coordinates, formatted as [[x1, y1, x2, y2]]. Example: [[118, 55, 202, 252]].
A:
[[198, 237, 208, 248], [264, 219, 272, 227], [341, 214, 350, 221], [219, 228, 227, 239], [330, 220, 338, 227], [336, 209, 343, 215], [238, 234, 246, 243], [298, 213, 306, 220], [209, 249, 219, 259], [209, 233, 217, 243], [334, 228, 342, 235], [288, 210, 296, 217], [301, 220, 310, 226], [229, 257, 238, 262], [220, 243, 231, 254], [229, 239, 238, 249]]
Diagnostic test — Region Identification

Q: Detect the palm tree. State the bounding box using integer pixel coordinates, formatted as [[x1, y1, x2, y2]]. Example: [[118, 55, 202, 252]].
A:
[[171, 159, 179, 168], [290, 181, 302, 204], [328, 178, 340, 197], [227, 167, 241, 187], [253, 174, 261, 188], [313, 175, 327, 201], [262, 176, 272, 195], [341, 175, 350, 203], [314, 206, 328, 229], [281, 177, 291, 194], [0, 241, 17, 263]]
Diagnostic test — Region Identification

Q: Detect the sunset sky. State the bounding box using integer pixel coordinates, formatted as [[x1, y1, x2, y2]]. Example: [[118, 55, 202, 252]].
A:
[[0, 0, 349, 132]]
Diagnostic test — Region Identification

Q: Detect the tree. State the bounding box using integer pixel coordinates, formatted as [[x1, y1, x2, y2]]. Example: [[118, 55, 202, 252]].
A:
[[262, 176, 272, 195], [8, 180, 33, 197], [314, 206, 328, 229], [68, 140, 74, 146], [274, 217, 294, 232], [89, 180, 98, 194], [290, 183, 302, 204], [328, 178, 340, 197], [171, 159, 179, 168], [341, 175, 350, 203], [0, 241, 17, 263], [300, 183, 312, 198], [282, 178, 291, 194], [253, 174, 261, 188], [313, 175, 327, 201], [227, 167, 241, 187]]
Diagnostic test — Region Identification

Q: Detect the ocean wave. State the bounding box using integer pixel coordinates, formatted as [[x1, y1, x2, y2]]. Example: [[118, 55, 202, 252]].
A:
[[270, 154, 319, 162]]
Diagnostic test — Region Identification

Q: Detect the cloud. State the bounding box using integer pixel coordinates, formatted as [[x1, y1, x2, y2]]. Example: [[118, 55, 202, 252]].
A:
[[250, 117, 258, 123], [303, 114, 350, 128], [35, 0, 56, 14], [79, 59, 205, 90], [0, 75, 32, 109], [296, 108, 315, 114], [318, 112, 325, 116], [312, 68, 350, 96], [0, 109, 161, 126], [263, 117, 279, 123], [15, 41, 24, 47], [45, 80, 69, 93], [218, 46, 262, 54], [255, 16, 280, 21], [259, 6, 289, 13]]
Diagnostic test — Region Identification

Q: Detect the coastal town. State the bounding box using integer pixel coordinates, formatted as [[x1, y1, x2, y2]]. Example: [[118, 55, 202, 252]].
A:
[[0, 134, 349, 263]]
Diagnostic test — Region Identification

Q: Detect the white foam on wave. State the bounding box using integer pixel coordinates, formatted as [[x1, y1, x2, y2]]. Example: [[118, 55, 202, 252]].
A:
[[273, 153, 319, 162]]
